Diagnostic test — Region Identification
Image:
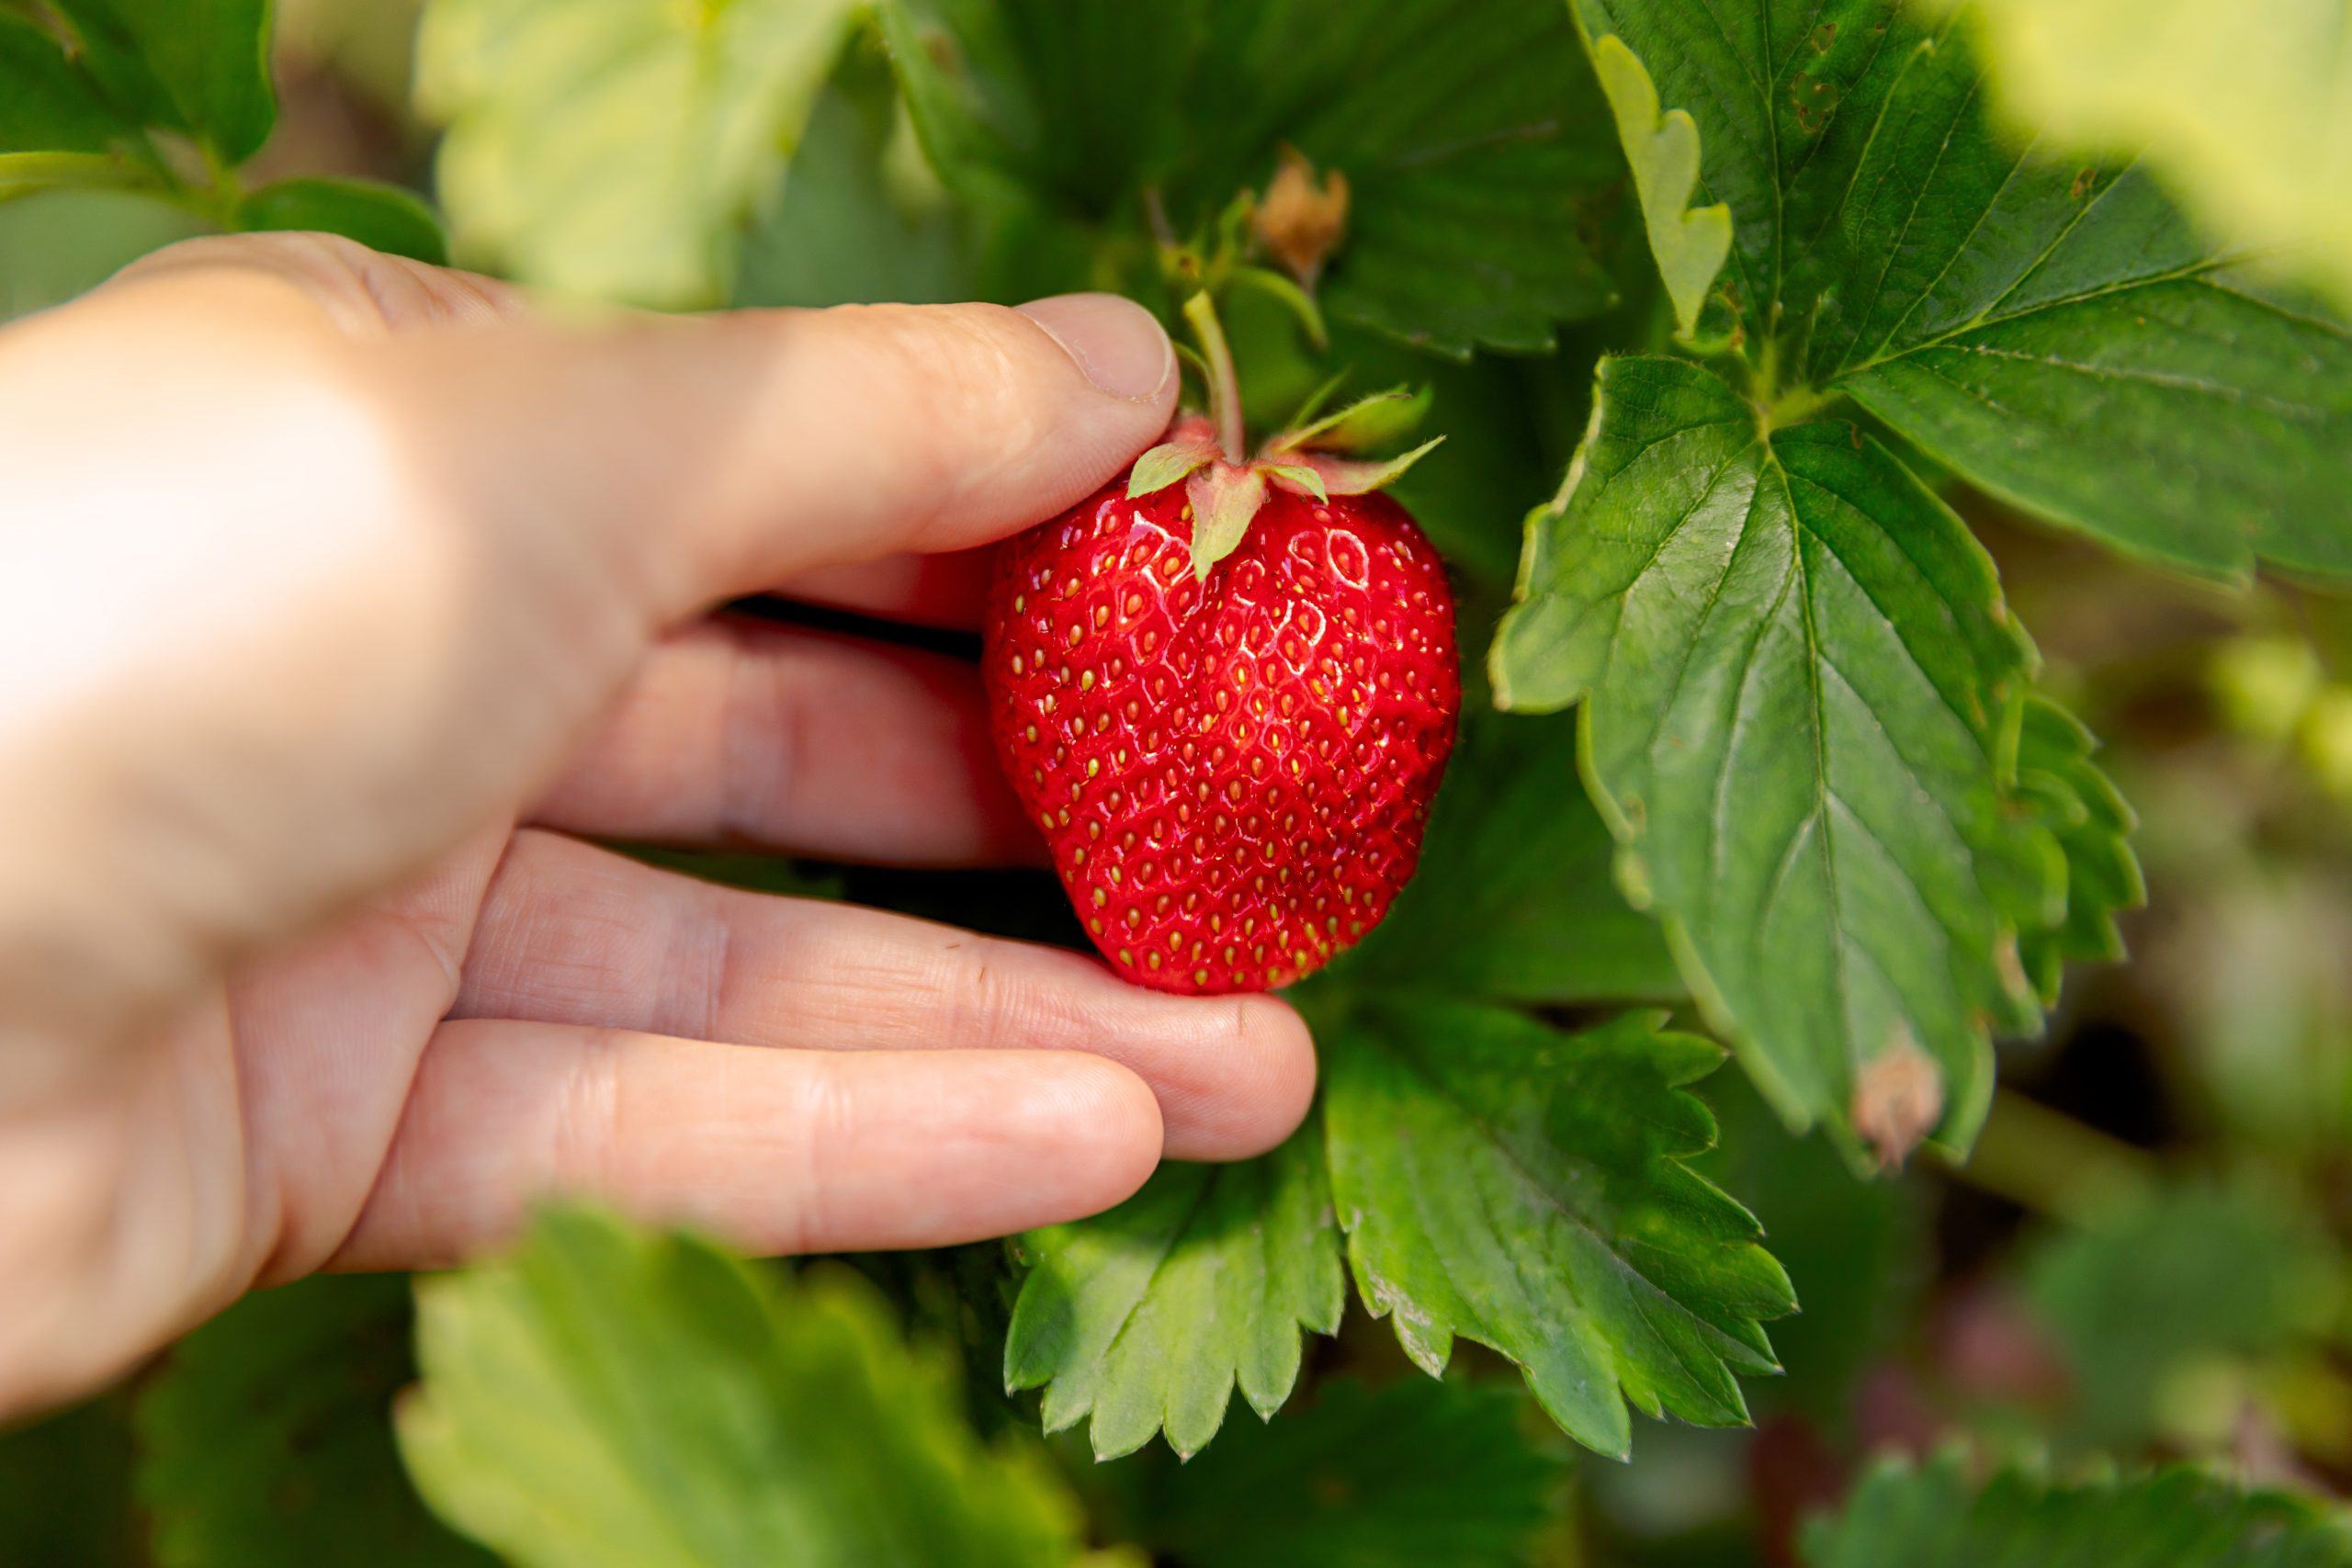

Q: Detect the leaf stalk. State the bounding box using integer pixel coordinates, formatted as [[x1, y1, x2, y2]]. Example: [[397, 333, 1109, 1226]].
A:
[[1182, 291, 1248, 465]]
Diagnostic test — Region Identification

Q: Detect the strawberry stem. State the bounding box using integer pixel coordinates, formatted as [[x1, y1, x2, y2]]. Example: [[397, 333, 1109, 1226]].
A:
[[1182, 292, 1247, 466]]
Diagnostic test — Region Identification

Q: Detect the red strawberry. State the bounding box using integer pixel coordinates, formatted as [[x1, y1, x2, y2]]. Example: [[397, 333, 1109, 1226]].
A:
[[982, 296, 1459, 995]]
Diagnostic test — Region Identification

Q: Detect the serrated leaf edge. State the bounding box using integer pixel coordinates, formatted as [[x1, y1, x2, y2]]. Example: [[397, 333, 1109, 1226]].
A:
[[1326, 1003, 1795, 1462], [1586, 32, 1733, 340], [1493, 355, 2072, 1167]]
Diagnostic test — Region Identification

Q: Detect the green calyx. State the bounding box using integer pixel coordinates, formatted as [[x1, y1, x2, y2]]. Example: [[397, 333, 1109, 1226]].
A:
[[1127, 292, 1445, 580]]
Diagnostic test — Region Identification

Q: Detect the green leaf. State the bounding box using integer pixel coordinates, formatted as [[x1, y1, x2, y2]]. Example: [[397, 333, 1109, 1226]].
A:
[[1572, 1, 2352, 581], [237, 178, 450, 265], [49, 0, 275, 162], [1322, 998, 1793, 1461], [0, 1396, 140, 1568], [1336, 707, 1682, 1005], [1238, 0, 1623, 357], [1812, 57, 2352, 582], [1952, 0, 2352, 314], [1493, 355, 2058, 1157], [1370, 335, 1565, 595], [1803, 1453, 2352, 1568], [1566, 0, 1914, 353], [0, 186, 209, 322], [1002, 1118, 1343, 1461], [36, 1, 180, 134], [0, 14, 136, 154], [1585, 32, 1730, 341], [731, 50, 976, 310], [398, 1209, 1083, 1568], [1834, 243, 2352, 583], [880, 0, 1621, 356], [2022, 1182, 2345, 1454], [2014, 695, 2143, 1006], [1124, 1377, 1568, 1568], [1271, 384, 1430, 456], [874, 0, 1200, 212], [414, 0, 862, 307], [135, 1274, 493, 1568], [1053, 716, 1710, 1481]]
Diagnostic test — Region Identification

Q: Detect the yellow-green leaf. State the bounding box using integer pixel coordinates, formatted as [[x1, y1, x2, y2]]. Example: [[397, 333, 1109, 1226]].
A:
[[415, 0, 860, 307], [398, 1210, 1082, 1568], [1955, 0, 2352, 312], [1586, 32, 1732, 341]]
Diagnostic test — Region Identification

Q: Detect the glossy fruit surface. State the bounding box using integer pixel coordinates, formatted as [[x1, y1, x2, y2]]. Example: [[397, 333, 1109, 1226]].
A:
[[983, 478, 1458, 994]]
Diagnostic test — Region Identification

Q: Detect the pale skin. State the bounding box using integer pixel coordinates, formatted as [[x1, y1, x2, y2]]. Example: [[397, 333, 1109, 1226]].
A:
[[0, 234, 1317, 1419]]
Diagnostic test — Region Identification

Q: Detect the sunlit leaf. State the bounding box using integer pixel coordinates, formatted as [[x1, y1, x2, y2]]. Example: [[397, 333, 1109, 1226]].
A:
[[1585, 32, 1729, 339], [416, 0, 860, 306], [399, 1210, 1081, 1568], [1953, 0, 2352, 313]]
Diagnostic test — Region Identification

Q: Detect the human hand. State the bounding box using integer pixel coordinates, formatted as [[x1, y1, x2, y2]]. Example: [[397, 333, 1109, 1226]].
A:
[[0, 235, 1317, 1416]]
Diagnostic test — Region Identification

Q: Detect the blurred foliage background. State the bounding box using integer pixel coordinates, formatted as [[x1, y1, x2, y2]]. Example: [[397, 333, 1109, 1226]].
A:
[[7, 0, 2352, 1563]]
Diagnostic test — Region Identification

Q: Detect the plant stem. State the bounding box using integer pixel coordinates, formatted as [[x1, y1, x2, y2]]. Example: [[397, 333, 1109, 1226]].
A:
[[0, 151, 157, 199], [1182, 291, 1247, 465], [197, 139, 245, 225], [1939, 1088, 2158, 1224]]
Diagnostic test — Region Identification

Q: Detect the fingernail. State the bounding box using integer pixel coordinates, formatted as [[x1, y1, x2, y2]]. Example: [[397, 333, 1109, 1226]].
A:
[[1017, 293, 1174, 400]]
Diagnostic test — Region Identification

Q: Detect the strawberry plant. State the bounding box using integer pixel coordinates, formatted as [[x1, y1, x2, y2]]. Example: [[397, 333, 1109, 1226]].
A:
[[6, 0, 2352, 1563]]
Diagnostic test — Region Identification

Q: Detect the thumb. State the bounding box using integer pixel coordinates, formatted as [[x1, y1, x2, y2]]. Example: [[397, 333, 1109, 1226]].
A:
[[368, 288, 1181, 616], [111, 233, 1181, 620]]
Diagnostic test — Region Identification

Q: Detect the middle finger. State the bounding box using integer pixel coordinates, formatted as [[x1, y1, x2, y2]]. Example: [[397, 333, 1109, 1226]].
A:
[[452, 829, 1318, 1162]]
